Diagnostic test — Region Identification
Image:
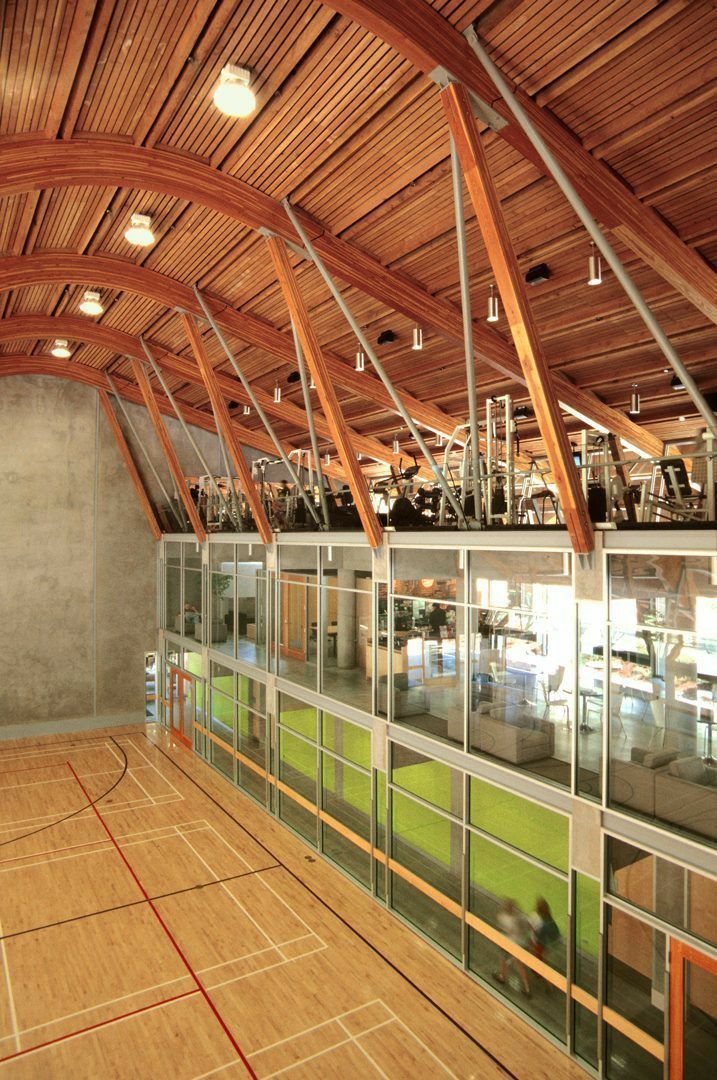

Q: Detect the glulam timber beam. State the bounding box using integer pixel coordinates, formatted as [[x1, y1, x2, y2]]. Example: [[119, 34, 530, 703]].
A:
[[182, 314, 273, 544], [97, 389, 162, 540], [443, 83, 593, 554], [0, 314, 413, 475], [130, 359, 207, 542], [0, 148, 666, 455], [267, 236, 383, 548], [319, 0, 717, 326]]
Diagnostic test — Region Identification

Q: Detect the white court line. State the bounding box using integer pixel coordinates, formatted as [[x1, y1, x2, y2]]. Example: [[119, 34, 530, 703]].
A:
[[195, 934, 311, 978], [0, 914, 20, 1052], [206, 943, 327, 992], [0, 741, 117, 764], [0, 766, 144, 792], [392, 1015, 458, 1078], [249, 999, 385, 1057], [260, 1018, 394, 1079], [113, 736, 182, 799], [342, 1020, 391, 1080], [252, 871, 320, 941], [0, 987, 197, 1063], [192, 1058, 245, 1079]]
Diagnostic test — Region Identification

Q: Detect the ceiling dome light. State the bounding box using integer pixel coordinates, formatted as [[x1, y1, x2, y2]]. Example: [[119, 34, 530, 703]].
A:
[[51, 338, 71, 358], [487, 284, 499, 323], [587, 241, 602, 286], [412, 326, 423, 351], [79, 289, 104, 316], [124, 213, 155, 247], [213, 64, 256, 117]]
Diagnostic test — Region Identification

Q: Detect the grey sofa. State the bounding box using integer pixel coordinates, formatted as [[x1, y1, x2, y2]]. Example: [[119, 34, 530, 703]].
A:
[[475, 706, 555, 764], [654, 756, 717, 841], [610, 747, 679, 816]]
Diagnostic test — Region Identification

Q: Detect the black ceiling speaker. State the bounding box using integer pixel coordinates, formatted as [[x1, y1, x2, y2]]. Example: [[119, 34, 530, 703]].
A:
[[377, 329, 396, 345], [525, 263, 550, 285]]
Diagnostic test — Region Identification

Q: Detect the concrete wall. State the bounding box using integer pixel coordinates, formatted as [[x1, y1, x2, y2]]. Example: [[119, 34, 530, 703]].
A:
[[0, 376, 157, 729]]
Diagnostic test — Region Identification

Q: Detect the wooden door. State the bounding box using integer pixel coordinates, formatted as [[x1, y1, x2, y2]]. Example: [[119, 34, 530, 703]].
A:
[[169, 666, 194, 748], [669, 938, 717, 1079]]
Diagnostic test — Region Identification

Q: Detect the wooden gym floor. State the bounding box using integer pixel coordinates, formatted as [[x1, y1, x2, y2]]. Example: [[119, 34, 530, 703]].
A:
[[0, 724, 588, 1079]]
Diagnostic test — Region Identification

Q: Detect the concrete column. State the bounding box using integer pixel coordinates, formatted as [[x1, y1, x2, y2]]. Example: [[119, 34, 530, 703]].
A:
[[337, 568, 356, 669]]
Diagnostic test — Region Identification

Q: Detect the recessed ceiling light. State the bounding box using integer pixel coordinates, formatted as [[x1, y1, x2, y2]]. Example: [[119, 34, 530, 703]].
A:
[[79, 289, 103, 316], [51, 339, 71, 357], [124, 213, 155, 246], [214, 64, 256, 117]]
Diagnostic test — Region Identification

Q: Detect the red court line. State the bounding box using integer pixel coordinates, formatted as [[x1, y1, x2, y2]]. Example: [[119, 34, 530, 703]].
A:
[[66, 763, 258, 1079], [0, 988, 200, 1063]]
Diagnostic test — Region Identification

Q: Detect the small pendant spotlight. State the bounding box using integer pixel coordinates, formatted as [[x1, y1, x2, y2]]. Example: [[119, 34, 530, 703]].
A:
[[436, 432, 445, 448], [309, 372, 316, 390], [273, 382, 281, 404], [392, 435, 400, 455], [587, 241, 602, 286], [412, 326, 423, 351], [355, 348, 365, 372], [51, 338, 71, 358], [670, 373, 685, 391], [629, 384, 640, 415], [213, 64, 256, 117], [324, 452, 331, 466], [124, 213, 155, 247], [487, 284, 499, 323], [79, 289, 103, 316], [243, 404, 251, 415]]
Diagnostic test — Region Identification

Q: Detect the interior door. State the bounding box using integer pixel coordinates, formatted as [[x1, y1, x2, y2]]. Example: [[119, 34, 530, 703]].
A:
[[169, 666, 194, 747], [280, 573, 309, 659], [669, 939, 717, 1079]]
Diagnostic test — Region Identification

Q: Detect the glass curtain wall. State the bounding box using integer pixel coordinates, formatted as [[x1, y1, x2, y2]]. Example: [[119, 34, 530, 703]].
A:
[[164, 540, 203, 640], [607, 553, 717, 843], [206, 662, 269, 804], [321, 547, 373, 714], [209, 542, 268, 668]]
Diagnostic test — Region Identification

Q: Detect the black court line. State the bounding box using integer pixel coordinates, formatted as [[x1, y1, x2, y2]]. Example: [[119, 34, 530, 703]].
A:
[[137, 731, 519, 1080], [0, 862, 280, 942]]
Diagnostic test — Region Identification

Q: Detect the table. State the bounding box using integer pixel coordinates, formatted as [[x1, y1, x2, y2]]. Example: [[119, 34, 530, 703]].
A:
[[578, 687, 601, 733]]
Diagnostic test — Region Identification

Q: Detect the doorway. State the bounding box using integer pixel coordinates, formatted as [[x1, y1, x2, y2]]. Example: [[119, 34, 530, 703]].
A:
[[669, 938, 717, 1079], [169, 666, 194, 747]]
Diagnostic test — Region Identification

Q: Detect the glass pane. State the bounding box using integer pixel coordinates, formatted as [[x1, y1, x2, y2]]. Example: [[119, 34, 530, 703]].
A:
[[165, 564, 181, 630], [279, 694, 317, 741], [279, 792, 316, 845], [322, 754, 371, 845], [278, 580, 318, 689], [279, 728, 317, 805], [605, 1026, 662, 1080], [393, 548, 463, 600], [391, 871, 461, 958], [322, 823, 371, 888], [210, 689, 234, 744], [575, 873, 600, 994], [469, 833, 567, 975], [211, 740, 234, 780], [469, 607, 572, 788], [607, 624, 717, 843], [237, 571, 266, 668], [237, 673, 266, 716], [574, 1002, 598, 1069], [577, 600, 604, 799], [210, 543, 235, 572], [184, 546, 202, 570], [609, 553, 717, 634], [321, 584, 373, 713], [183, 651, 202, 678], [606, 906, 665, 1045], [391, 745, 461, 817], [375, 769, 386, 900], [211, 661, 234, 695], [391, 790, 461, 904], [683, 956, 717, 1080], [375, 582, 388, 718], [322, 545, 372, 584], [182, 567, 202, 641], [390, 598, 465, 747], [209, 569, 233, 654], [470, 550, 571, 612], [279, 545, 317, 578], [166, 541, 182, 566], [469, 777, 568, 871], [321, 712, 371, 769]]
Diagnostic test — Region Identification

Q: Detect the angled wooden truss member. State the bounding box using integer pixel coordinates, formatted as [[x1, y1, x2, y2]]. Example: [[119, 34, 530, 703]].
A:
[[181, 314, 273, 545], [443, 82, 594, 554], [129, 358, 207, 543], [97, 389, 162, 540], [266, 235, 383, 548]]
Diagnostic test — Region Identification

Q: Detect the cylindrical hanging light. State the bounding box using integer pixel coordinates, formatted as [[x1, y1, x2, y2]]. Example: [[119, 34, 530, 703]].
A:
[[436, 432, 445, 448], [274, 382, 281, 403], [79, 289, 103, 316], [412, 326, 423, 351], [243, 404, 251, 415], [392, 435, 400, 455], [357, 452, 363, 462], [671, 373, 685, 391], [355, 348, 365, 372], [629, 383, 640, 415], [324, 452, 331, 466], [309, 372, 316, 390], [51, 338, 71, 357], [487, 284, 499, 323], [587, 241, 602, 286]]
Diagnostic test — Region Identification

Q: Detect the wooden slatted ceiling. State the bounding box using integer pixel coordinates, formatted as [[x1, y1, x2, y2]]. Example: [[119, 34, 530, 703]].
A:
[[0, 0, 716, 455]]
